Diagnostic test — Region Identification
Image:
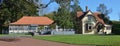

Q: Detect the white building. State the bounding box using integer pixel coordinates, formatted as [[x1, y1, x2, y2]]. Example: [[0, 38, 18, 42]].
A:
[[76, 7, 112, 34], [9, 16, 54, 34]]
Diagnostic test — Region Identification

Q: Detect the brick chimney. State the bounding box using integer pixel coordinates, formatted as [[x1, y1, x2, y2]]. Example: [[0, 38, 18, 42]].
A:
[[86, 6, 88, 12]]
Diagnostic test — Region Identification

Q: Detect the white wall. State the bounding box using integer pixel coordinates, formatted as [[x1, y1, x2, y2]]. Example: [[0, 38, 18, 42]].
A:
[[82, 11, 97, 34], [9, 25, 38, 34], [104, 25, 112, 34], [9, 30, 30, 34]]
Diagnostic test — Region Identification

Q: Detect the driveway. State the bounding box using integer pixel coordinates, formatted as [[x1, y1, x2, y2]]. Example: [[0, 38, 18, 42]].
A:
[[0, 37, 79, 46]]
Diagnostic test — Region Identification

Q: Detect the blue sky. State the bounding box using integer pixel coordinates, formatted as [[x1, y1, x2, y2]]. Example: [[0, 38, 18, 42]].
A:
[[41, 0, 120, 21]]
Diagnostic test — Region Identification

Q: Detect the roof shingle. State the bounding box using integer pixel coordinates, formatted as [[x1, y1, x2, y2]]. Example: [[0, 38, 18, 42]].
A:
[[10, 16, 54, 25]]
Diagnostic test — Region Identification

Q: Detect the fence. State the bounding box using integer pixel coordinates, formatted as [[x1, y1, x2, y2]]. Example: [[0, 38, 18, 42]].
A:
[[51, 29, 75, 35]]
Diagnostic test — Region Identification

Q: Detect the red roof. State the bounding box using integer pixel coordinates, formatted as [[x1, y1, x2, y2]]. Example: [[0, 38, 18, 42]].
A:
[[77, 11, 105, 25], [77, 12, 84, 17], [10, 16, 54, 25], [93, 12, 105, 25]]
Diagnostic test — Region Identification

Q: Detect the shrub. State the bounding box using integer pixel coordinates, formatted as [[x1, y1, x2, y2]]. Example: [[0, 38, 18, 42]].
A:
[[112, 21, 120, 35]]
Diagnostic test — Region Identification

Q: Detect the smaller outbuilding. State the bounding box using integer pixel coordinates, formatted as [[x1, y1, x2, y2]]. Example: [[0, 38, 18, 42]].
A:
[[9, 16, 54, 34]]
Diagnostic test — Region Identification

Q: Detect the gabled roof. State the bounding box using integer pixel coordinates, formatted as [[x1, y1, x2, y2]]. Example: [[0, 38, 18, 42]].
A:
[[93, 12, 105, 25], [77, 11, 105, 25], [77, 12, 84, 17], [10, 16, 54, 25]]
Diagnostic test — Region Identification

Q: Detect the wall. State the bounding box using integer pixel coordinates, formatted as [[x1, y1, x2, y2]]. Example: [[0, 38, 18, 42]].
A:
[[9, 25, 38, 34], [82, 11, 97, 34]]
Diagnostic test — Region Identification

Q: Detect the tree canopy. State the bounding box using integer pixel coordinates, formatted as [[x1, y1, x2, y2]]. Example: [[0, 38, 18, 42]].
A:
[[0, 0, 39, 32], [97, 4, 112, 24], [44, 0, 83, 29], [0, 0, 38, 25]]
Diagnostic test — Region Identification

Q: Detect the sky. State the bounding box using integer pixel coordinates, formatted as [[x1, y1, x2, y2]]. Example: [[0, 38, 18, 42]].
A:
[[40, 0, 120, 21]]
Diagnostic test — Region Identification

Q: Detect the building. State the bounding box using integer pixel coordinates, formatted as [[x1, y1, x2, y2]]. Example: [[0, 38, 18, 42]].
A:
[[9, 16, 54, 34], [9, 7, 112, 34], [76, 7, 112, 34]]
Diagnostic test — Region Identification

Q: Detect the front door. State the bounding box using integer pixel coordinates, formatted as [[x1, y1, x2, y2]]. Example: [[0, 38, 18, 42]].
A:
[[85, 23, 93, 33]]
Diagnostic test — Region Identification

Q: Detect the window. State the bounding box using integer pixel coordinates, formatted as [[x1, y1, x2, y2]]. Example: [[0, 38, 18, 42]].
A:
[[85, 23, 93, 32], [88, 26, 92, 30], [87, 15, 96, 22], [106, 27, 111, 30], [88, 15, 92, 21]]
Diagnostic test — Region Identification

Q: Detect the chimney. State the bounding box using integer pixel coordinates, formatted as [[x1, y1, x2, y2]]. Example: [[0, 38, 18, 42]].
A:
[[86, 6, 88, 12]]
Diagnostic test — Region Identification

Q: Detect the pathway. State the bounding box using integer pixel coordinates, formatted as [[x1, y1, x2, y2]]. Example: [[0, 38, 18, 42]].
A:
[[0, 37, 79, 46]]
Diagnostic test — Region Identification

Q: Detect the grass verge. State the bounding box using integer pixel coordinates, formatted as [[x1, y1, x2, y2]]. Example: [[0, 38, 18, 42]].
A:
[[33, 34, 120, 46]]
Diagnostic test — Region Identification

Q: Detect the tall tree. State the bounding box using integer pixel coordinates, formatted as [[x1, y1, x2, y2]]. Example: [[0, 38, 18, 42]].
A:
[[52, 0, 83, 32], [71, 0, 83, 33], [34, 0, 54, 15], [0, 0, 38, 32], [97, 4, 112, 15], [53, 0, 74, 29], [54, 8, 73, 29], [97, 4, 112, 24], [71, 0, 83, 11]]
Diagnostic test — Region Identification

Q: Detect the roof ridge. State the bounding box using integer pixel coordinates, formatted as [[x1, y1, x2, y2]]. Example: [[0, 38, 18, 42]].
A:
[[23, 16, 46, 17]]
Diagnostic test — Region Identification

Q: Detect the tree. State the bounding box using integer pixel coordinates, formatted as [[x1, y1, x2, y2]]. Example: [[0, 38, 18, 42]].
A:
[[70, 0, 83, 33], [0, 0, 38, 33], [34, 0, 54, 15], [52, 0, 74, 29], [71, 0, 83, 11], [55, 0, 70, 7], [97, 4, 112, 24], [52, 0, 83, 32], [54, 8, 73, 29], [112, 21, 120, 35]]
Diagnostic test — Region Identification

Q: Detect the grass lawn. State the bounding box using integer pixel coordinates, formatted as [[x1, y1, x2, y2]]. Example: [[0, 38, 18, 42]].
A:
[[33, 34, 120, 46]]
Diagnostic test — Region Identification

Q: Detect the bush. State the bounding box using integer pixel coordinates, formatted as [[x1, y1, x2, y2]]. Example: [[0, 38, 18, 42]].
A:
[[112, 21, 120, 35]]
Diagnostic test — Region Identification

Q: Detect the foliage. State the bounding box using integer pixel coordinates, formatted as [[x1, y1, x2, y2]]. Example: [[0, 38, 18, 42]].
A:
[[38, 26, 44, 30], [70, 0, 83, 11], [54, 0, 71, 7], [97, 4, 112, 24], [0, 0, 38, 32], [44, 12, 55, 20], [97, 4, 112, 15], [70, 0, 83, 33], [49, 23, 56, 29], [0, 0, 38, 23], [44, 12, 56, 29], [34, 35, 120, 46], [51, 0, 73, 29], [112, 21, 120, 35], [54, 7, 74, 29], [53, 0, 83, 29]]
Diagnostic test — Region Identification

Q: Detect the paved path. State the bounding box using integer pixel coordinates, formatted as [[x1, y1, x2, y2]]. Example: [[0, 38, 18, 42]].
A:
[[0, 37, 79, 46]]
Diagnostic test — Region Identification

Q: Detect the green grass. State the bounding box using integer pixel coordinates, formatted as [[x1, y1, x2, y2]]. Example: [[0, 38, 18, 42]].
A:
[[33, 34, 120, 46]]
